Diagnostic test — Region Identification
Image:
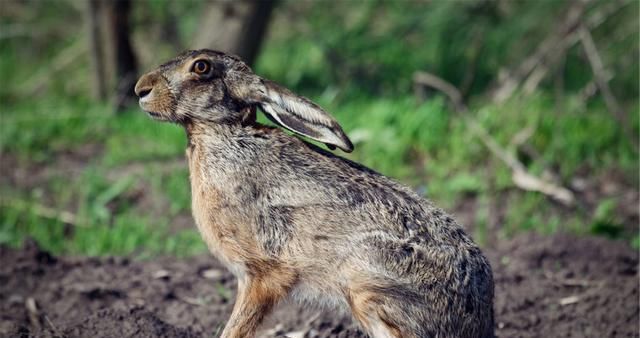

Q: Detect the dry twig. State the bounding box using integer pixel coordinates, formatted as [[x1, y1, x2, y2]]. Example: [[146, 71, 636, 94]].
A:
[[413, 71, 465, 112], [492, 0, 632, 103], [0, 198, 84, 227], [466, 120, 575, 206], [26, 297, 40, 329], [543, 270, 596, 287], [578, 25, 637, 149], [176, 295, 206, 306], [44, 315, 63, 338], [414, 71, 576, 206], [492, 0, 588, 103]]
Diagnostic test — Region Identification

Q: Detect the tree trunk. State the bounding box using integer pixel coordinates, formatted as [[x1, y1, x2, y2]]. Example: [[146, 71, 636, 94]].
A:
[[85, 0, 106, 101], [104, 0, 138, 112], [192, 0, 276, 66]]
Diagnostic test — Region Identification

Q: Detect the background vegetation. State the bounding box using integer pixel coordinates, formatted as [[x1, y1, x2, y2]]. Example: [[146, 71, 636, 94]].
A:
[[1, 0, 638, 258]]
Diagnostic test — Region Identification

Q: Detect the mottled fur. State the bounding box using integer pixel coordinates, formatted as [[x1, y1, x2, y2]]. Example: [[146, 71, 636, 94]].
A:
[[135, 50, 495, 338]]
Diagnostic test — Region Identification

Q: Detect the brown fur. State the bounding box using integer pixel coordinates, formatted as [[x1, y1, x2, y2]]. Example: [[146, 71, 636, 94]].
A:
[[345, 275, 414, 338], [222, 263, 297, 338], [135, 50, 495, 338], [377, 310, 403, 338]]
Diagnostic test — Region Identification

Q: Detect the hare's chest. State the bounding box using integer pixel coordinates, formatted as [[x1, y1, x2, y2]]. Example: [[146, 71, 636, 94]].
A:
[[187, 147, 247, 278]]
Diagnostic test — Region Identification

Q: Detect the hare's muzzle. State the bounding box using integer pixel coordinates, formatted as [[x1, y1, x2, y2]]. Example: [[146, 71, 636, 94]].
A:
[[135, 73, 156, 100], [134, 72, 175, 120]]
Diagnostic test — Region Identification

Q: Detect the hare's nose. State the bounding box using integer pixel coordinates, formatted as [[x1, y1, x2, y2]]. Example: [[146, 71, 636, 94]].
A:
[[136, 87, 151, 98], [135, 74, 155, 98]]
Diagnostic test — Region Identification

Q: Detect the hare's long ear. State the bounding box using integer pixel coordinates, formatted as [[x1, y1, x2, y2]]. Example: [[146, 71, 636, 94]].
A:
[[248, 80, 353, 152]]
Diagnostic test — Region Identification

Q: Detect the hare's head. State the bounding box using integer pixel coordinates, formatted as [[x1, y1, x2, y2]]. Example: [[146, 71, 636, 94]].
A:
[[134, 49, 353, 152]]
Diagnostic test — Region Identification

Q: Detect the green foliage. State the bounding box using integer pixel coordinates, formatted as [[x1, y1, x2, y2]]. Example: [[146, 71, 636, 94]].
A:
[[103, 111, 186, 166], [0, 159, 205, 257], [590, 198, 625, 238], [0, 0, 637, 256], [0, 200, 205, 257], [0, 98, 110, 162], [632, 235, 640, 250], [259, 0, 638, 102]]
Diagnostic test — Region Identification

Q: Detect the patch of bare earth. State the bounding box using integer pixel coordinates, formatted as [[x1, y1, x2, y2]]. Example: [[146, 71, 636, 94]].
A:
[[1, 232, 637, 338]]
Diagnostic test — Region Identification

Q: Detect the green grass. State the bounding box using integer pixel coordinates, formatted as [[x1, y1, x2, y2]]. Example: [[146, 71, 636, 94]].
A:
[[0, 97, 204, 257], [102, 111, 186, 167], [1, 86, 636, 256], [1, 0, 637, 256], [0, 160, 205, 257]]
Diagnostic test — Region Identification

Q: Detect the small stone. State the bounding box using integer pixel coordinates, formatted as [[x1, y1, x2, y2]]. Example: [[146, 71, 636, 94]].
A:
[[559, 295, 580, 306], [152, 269, 170, 279], [201, 268, 223, 280]]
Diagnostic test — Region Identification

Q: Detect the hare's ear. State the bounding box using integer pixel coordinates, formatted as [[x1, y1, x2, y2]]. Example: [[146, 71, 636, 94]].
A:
[[251, 80, 353, 152]]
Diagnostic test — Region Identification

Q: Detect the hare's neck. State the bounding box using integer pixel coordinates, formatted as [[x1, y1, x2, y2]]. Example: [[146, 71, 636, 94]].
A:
[[184, 120, 252, 213], [184, 120, 234, 147], [184, 121, 233, 187]]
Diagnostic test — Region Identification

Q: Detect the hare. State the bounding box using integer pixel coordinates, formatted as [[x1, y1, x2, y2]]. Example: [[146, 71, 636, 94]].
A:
[[134, 50, 494, 338]]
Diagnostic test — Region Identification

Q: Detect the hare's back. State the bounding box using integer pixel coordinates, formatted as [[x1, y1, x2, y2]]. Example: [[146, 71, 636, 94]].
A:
[[244, 127, 495, 335], [282, 133, 492, 280]]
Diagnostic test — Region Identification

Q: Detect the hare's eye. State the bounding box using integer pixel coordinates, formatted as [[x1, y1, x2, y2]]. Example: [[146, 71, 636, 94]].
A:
[[192, 60, 211, 75]]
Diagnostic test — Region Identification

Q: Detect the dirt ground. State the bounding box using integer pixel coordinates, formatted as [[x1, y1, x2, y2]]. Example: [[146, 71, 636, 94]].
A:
[[1, 232, 638, 338]]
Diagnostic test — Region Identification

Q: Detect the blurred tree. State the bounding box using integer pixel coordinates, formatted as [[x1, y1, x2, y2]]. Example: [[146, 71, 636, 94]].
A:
[[85, 0, 106, 101], [84, 0, 138, 111], [104, 0, 138, 111], [192, 0, 276, 66]]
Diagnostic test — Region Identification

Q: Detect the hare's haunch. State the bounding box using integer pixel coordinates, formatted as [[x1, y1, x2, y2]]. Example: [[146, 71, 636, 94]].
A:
[[135, 50, 495, 338]]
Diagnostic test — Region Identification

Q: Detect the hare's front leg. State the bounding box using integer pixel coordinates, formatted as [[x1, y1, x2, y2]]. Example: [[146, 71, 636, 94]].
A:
[[220, 275, 292, 338]]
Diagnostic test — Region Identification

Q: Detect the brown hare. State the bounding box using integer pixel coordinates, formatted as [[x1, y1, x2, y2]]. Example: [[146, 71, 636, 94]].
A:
[[134, 50, 494, 338]]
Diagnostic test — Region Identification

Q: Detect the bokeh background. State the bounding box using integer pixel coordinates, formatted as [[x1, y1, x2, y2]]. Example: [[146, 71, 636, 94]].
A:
[[1, 0, 638, 257]]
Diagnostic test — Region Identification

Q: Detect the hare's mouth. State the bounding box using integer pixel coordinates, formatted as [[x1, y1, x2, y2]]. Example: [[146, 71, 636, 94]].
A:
[[140, 107, 164, 120], [142, 109, 175, 122], [138, 101, 163, 119]]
